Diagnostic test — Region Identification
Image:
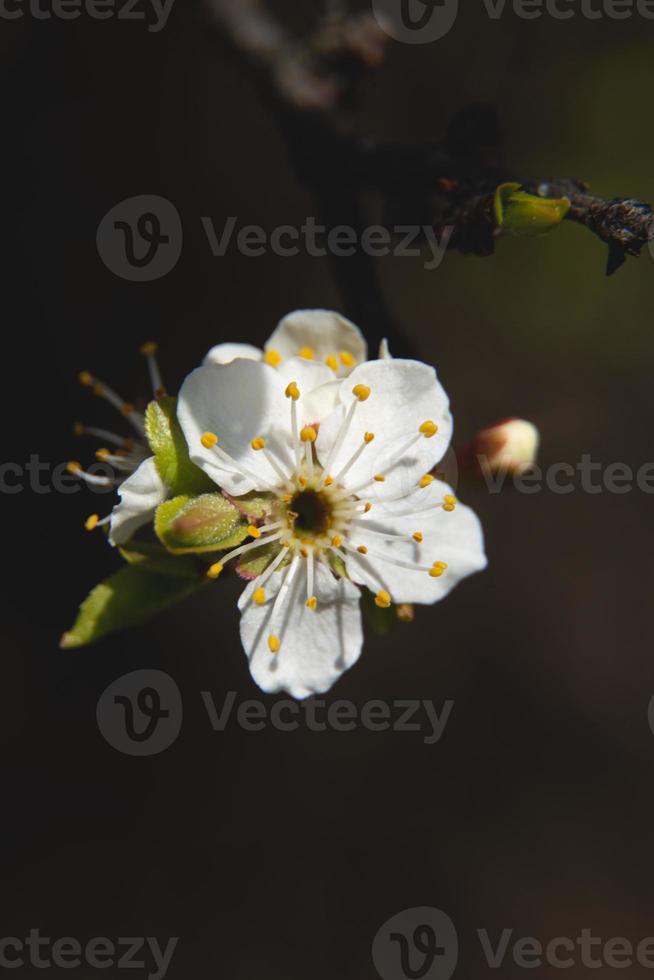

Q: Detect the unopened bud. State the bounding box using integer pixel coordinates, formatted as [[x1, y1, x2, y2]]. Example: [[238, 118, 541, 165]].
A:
[[467, 418, 540, 476]]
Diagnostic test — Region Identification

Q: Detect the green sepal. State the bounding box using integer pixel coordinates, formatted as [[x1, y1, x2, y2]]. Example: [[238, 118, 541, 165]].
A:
[[145, 396, 214, 496], [60, 565, 206, 649], [494, 182, 570, 237], [227, 491, 276, 521], [155, 494, 249, 554], [236, 541, 289, 580], [361, 587, 396, 636], [118, 540, 199, 579]]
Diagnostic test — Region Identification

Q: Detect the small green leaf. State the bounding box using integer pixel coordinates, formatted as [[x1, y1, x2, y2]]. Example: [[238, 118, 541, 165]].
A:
[[155, 494, 248, 554], [118, 541, 199, 579], [361, 587, 396, 636], [145, 396, 214, 496], [60, 566, 205, 649], [494, 182, 570, 237]]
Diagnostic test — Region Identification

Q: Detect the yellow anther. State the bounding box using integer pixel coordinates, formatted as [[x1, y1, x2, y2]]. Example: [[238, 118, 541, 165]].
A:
[[325, 355, 339, 372], [248, 525, 262, 539], [364, 432, 375, 444], [285, 381, 300, 400], [443, 495, 457, 513], [264, 349, 282, 367], [85, 514, 100, 532], [73, 422, 84, 436], [352, 384, 371, 402], [323, 476, 334, 487], [340, 351, 356, 367], [300, 426, 317, 443], [207, 562, 224, 580], [251, 436, 266, 451], [420, 420, 439, 438], [140, 341, 158, 355], [120, 403, 136, 417], [364, 502, 373, 513], [253, 587, 266, 606], [201, 431, 218, 449], [300, 548, 309, 559], [374, 474, 386, 483], [306, 596, 318, 610], [331, 535, 343, 548], [444, 495, 457, 505], [443, 503, 456, 513], [95, 448, 110, 462], [375, 590, 392, 609], [429, 561, 448, 578], [357, 545, 368, 555], [298, 476, 308, 487], [67, 461, 82, 474], [298, 346, 315, 360], [419, 474, 435, 488], [282, 494, 293, 503], [413, 532, 424, 543], [78, 371, 94, 387], [268, 635, 281, 654]]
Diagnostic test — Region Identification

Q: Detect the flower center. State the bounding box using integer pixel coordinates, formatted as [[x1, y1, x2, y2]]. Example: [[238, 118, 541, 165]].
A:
[[288, 489, 331, 537]]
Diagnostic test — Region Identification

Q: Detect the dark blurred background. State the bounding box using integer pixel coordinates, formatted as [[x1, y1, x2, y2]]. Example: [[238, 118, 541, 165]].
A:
[[3, 1, 654, 977]]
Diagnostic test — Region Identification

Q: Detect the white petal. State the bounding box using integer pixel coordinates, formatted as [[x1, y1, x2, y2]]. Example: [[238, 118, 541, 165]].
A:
[[265, 309, 367, 376], [344, 481, 487, 604], [238, 561, 363, 699], [178, 360, 293, 495], [203, 343, 262, 366], [316, 359, 453, 497], [109, 456, 167, 546]]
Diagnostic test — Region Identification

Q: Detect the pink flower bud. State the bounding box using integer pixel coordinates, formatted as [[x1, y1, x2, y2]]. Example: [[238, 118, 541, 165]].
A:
[[468, 418, 540, 475]]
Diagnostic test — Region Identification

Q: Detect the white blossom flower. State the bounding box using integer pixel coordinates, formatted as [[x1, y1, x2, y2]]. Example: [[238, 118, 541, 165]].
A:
[[178, 351, 486, 699], [69, 343, 168, 543], [204, 309, 367, 377]]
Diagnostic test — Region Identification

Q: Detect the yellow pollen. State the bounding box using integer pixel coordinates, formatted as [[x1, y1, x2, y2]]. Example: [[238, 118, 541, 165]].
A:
[[298, 476, 308, 487], [419, 474, 435, 488], [443, 495, 457, 512], [429, 561, 448, 578], [352, 384, 371, 402], [331, 535, 343, 548], [120, 403, 136, 417], [364, 432, 375, 444], [268, 635, 281, 654], [283, 494, 293, 503], [298, 346, 315, 360], [201, 432, 218, 449], [323, 476, 334, 487], [300, 548, 309, 558], [444, 495, 457, 505], [140, 341, 158, 355], [73, 422, 84, 436], [443, 503, 456, 512], [357, 545, 368, 555], [325, 355, 338, 372], [248, 525, 262, 539], [364, 502, 373, 513], [253, 587, 266, 605], [413, 532, 424, 543], [207, 562, 224, 580], [374, 474, 386, 483], [251, 436, 266, 451], [300, 426, 317, 443], [85, 514, 100, 532], [285, 381, 300, 400], [67, 461, 82, 474], [375, 590, 392, 609], [264, 349, 282, 367], [420, 420, 439, 438], [306, 596, 318, 610], [78, 371, 94, 387], [340, 351, 356, 367], [95, 448, 110, 462]]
